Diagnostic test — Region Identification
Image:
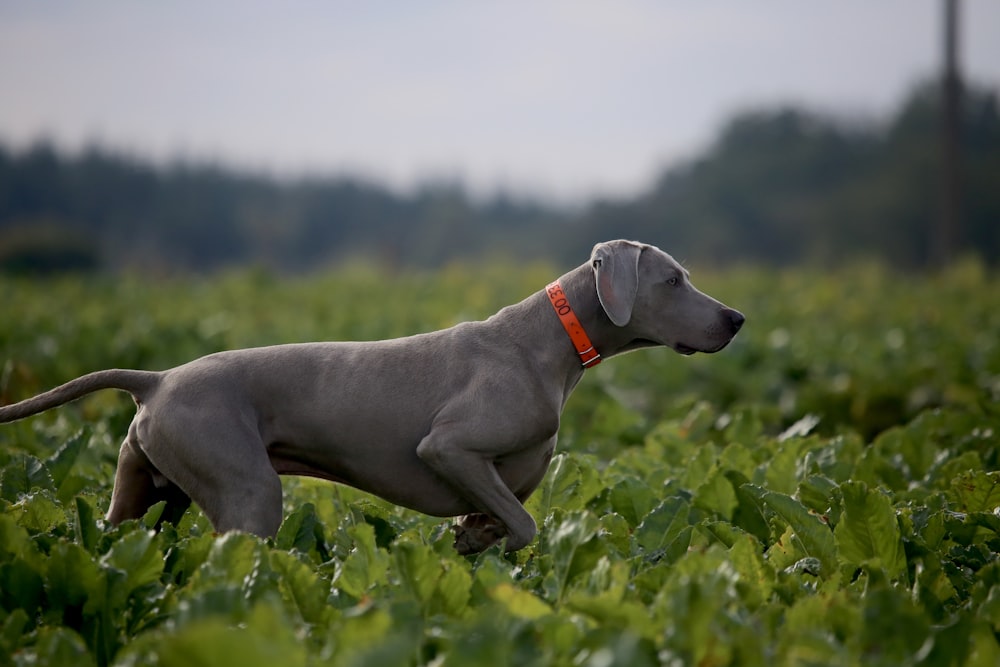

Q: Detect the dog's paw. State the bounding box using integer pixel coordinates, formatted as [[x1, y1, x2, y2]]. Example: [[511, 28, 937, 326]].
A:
[[452, 514, 506, 555]]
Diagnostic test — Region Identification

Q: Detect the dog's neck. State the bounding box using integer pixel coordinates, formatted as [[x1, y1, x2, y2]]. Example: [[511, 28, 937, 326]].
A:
[[552, 262, 642, 362]]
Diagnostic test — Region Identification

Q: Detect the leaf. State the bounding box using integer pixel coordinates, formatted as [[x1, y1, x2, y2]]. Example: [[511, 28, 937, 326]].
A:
[[0, 513, 35, 560], [75, 497, 101, 554], [693, 468, 737, 520], [834, 481, 907, 581], [1, 454, 54, 502], [101, 529, 164, 597], [540, 510, 606, 602], [434, 561, 472, 616], [334, 523, 390, 599], [726, 473, 771, 544], [195, 532, 262, 586], [728, 533, 775, 608], [635, 496, 691, 552], [9, 490, 66, 533], [609, 477, 656, 527], [270, 550, 331, 626], [45, 541, 103, 611], [275, 502, 327, 560], [488, 583, 551, 620], [746, 484, 838, 579], [145, 601, 308, 667], [950, 471, 1000, 514], [25, 626, 96, 667], [44, 430, 87, 491], [699, 520, 746, 548], [0, 560, 44, 617], [164, 533, 215, 586], [528, 453, 602, 518], [797, 475, 839, 514]]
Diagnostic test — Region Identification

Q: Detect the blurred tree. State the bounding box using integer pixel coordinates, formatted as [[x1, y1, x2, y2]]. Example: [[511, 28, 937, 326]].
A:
[[1, 80, 997, 274]]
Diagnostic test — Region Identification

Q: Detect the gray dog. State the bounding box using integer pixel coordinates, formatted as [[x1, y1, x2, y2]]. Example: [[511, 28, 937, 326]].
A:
[[0, 240, 743, 553]]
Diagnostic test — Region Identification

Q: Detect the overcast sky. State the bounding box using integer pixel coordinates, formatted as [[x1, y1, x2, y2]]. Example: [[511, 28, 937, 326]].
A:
[[2, 1, 999, 202]]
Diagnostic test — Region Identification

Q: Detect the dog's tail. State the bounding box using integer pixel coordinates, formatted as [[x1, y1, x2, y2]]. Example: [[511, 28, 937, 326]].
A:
[[0, 369, 160, 423]]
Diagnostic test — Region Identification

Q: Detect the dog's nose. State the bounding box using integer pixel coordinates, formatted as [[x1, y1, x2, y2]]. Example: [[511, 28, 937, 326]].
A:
[[725, 309, 745, 332]]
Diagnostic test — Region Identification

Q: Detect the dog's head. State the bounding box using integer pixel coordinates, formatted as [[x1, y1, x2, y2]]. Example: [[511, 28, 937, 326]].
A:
[[591, 240, 744, 355]]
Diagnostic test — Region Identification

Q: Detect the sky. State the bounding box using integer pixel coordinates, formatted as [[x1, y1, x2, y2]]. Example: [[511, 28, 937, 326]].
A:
[[1, 1, 999, 203]]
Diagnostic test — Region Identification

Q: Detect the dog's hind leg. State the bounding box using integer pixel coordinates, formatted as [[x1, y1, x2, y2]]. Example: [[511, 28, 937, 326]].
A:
[[106, 437, 192, 528], [139, 411, 285, 538]]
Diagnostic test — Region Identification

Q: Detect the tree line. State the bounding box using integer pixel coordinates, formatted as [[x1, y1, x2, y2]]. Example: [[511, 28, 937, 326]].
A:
[[1, 81, 997, 274]]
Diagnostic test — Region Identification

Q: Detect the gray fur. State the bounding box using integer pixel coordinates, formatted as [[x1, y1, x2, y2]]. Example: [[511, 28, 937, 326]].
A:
[[0, 240, 744, 553]]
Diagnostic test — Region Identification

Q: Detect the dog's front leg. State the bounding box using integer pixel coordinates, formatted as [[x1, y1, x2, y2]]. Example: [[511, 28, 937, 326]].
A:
[[416, 432, 537, 554], [452, 513, 508, 554]]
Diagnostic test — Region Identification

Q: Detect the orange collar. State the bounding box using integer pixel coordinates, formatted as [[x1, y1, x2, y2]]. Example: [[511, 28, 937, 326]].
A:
[[546, 280, 602, 368]]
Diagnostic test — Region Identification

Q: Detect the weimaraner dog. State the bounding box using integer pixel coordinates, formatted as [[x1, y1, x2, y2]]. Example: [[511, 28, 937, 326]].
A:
[[0, 240, 744, 553]]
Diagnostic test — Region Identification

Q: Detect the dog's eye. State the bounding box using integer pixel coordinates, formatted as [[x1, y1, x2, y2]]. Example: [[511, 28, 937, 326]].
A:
[[666, 277, 678, 286]]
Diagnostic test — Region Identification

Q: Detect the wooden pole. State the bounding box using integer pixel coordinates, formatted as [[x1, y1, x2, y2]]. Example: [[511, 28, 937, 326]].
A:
[[936, 0, 962, 268]]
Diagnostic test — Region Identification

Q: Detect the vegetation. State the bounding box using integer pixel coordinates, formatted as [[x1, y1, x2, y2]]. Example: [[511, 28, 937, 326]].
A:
[[2, 82, 999, 274], [1, 261, 999, 665]]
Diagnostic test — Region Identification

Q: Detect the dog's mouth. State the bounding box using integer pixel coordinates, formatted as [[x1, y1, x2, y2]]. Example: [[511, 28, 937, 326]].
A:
[[673, 343, 698, 356]]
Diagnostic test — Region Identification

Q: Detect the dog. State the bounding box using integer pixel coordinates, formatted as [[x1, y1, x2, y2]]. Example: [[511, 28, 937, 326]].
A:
[[0, 240, 744, 553]]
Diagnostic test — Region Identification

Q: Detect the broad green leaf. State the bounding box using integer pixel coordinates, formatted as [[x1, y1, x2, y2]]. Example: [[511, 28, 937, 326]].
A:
[[950, 470, 1000, 514], [434, 561, 472, 616], [729, 533, 775, 608], [488, 583, 551, 620], [45, 541, 102, 611], [779, 591, 859, 662], [0, 454, 54, 501], [164, 533, 215, 586], [968, 621, 1000, 667], [24, 626, 96, 667], [598, 512, 632, 556], [540, 510, 606, 602], [334, 523, 390, 599], [0, 560, 44, 618], [764, 438, 810, 495], [270, 550, 331, 626], [147, 601, 308, 667], [747, 485, 838, 579], [834, 481, 907, 581], [911, 554, 957, 617], [75, 497, 101, 554], [196, 532, 261, 584], [0, 608, 29, 654], [9, 490, 65, 533], [718, 441, 757, 477], [140, 500, 166, 529], [609, 477, 656, 527], [44, 431, 87, 491], [275, 502, 327, 560], [0, 514, 35, 560], [528, 453, 602, 518], [699, 520, 746, 548], [658, 525, 694, 567], [727, 473, 771, 544], [858, 582, 929, 663], [393, 538, 438, 604], [680, 446, 716, 493], [693, 468, 737, 520], [635, 496, 690, 552], [797, 475, 839, 515], [102, 529, 164, 594]]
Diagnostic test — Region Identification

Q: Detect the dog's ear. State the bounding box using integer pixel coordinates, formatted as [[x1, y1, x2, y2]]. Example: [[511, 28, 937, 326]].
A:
[[591, 241, 641, 326]]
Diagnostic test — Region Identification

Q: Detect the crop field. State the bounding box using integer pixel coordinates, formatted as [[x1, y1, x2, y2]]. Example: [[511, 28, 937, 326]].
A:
[[1, 259, 999, 666]]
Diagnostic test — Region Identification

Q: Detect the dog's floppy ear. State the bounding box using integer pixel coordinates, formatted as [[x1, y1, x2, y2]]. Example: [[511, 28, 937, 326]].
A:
[[591, 241, 641, 326]]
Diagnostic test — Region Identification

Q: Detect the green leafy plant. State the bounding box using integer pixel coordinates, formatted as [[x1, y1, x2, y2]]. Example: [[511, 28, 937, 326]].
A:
[[1, 262, 999, 665]]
